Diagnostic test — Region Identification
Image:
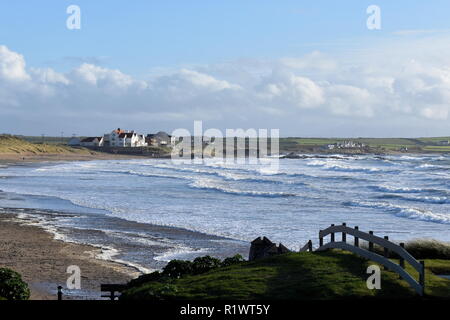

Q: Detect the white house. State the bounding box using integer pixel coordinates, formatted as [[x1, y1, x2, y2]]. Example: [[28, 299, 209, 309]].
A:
[[104, 128, 147, 147], [120, 132, 147, 147], [80, 137, 104, 147]]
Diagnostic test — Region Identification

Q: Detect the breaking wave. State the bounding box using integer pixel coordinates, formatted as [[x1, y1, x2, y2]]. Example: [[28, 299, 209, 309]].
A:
[[189, 178, 297, 198], [343, 200, 450, 224]]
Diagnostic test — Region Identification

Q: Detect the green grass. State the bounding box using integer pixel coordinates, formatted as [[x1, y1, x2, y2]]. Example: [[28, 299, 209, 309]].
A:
[[121, 250, 450, 300], [363, 239, 450, 260], [422, 146, 450, 152], [277, 137, 450, 153]]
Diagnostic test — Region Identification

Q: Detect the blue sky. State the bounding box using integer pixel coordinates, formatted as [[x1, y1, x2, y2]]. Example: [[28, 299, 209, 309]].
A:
[[1, 1, 450, 136], [2, 1, 448, 74]]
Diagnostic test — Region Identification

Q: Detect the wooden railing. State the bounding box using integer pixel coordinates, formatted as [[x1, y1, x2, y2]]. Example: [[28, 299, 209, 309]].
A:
[[316, 223, 425, 296], [299, 240, 313, 252]]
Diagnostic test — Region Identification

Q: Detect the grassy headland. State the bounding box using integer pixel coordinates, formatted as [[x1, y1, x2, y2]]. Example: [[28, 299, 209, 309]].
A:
[[121, 250, 450, 300], [279, 137, 450, 154]]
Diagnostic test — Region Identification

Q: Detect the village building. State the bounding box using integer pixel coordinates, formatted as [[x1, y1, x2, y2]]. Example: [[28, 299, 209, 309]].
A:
[[146, 131, 176, 147], [103, 128, 147, 147], [67, 137, 81, 146], [326, 140, 366, 150], [80, 137, 104, 147], [437, 140, 450, 146]]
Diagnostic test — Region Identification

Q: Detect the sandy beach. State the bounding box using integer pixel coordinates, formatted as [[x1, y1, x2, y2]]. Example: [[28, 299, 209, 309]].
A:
[[0, 213, 139, 300], [0, 152, 146, 164]]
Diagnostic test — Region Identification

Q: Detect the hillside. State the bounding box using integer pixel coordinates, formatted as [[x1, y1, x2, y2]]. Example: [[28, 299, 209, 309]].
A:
[[121, 250, 450, 300], [0, 135, 94, 155]]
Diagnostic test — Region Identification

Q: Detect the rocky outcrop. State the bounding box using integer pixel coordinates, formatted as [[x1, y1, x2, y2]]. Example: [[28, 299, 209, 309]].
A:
[[249, 237, 290, 261]]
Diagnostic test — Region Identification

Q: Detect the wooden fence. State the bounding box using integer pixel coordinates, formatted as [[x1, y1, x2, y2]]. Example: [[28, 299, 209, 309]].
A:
[[300, 223, 425, 296]]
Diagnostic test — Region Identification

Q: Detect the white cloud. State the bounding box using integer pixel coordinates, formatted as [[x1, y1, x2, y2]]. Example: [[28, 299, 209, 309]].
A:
[[258, 71, 325, 109], [325, 85, 373, 117], [421, 105, 449, 120], [280, 51, 337, 73], [0, 45, 30, 81], [71, 63, 142, 91], [2, 36, 450, 136], [175, 69, 240, 91], [30, 68, 70, 85]]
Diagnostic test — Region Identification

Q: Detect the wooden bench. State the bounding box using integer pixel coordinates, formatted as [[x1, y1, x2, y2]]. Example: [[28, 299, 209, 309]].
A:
[[100, 284, 127, 300]]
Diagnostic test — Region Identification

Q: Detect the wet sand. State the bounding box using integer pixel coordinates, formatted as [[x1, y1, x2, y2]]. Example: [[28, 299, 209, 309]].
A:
[[0, 213, 139, 300], [0, 152, 145, 165]]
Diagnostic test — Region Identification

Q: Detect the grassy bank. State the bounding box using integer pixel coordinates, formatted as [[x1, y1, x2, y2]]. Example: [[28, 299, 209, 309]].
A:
[[0, 135, 94, 155], [121, 250, 450, 300]]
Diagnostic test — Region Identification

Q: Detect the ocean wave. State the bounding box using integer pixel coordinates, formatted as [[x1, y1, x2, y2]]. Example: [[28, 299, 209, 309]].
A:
[[343, 200, 450, 224], [108, 165, 307, 187], [369, 185, 450, 196], [369, 185, 429, 193], [376, 193, 450, 204], [306, 160, 383, 173], [154, 247, 210, 262], [189, 178, 297, 198]]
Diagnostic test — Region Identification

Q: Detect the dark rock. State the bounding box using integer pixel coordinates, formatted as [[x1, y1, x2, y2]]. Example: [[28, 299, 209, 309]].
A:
[[249, 237, 291, 261]]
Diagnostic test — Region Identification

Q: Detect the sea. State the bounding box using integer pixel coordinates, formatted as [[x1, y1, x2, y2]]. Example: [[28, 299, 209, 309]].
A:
[[0, 154, 449, 273]]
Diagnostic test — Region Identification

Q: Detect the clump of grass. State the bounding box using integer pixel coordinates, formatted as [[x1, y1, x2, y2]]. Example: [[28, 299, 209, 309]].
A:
[[405, 239, 450, 260], [361, 239, 450, 260]]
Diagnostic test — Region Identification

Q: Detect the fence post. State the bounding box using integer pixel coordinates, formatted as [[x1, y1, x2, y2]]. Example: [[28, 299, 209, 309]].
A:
[[399, 243, 405, 269], [331, 224, 335, 242], [354, 226, 359, 247], [419, 261, 425, 295], [368, 231, 374, 252], [319, 230, 323, 247], [383, 236, 389, 270], [342, 223, 346, 242], [57, 286, 63, 301], [308, 240, 312, 252]]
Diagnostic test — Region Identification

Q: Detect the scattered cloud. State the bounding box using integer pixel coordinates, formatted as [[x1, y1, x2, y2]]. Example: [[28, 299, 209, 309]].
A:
[[1, 36, 450, 137]]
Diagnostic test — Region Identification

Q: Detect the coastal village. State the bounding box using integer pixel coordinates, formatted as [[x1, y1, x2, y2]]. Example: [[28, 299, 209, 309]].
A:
[[63, 129, 450, 156], [68, 128, 177, 149]]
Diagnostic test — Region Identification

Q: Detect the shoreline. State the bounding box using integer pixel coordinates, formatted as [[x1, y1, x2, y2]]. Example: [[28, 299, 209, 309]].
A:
[[0, 203, 250, 300], [0, 152, 148, 165], [0, 212, 140, 300], [1, 148, 449, 166]]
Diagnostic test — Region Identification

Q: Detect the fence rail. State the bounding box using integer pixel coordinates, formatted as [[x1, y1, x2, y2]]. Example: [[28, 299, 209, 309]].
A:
[[316, 223, 425, 296], [299, 240, 313, 252]]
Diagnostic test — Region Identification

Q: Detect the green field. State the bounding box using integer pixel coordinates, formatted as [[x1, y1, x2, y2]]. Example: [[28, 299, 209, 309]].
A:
[[121, 250, 450, 300], [279, 137, 450, 153]]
